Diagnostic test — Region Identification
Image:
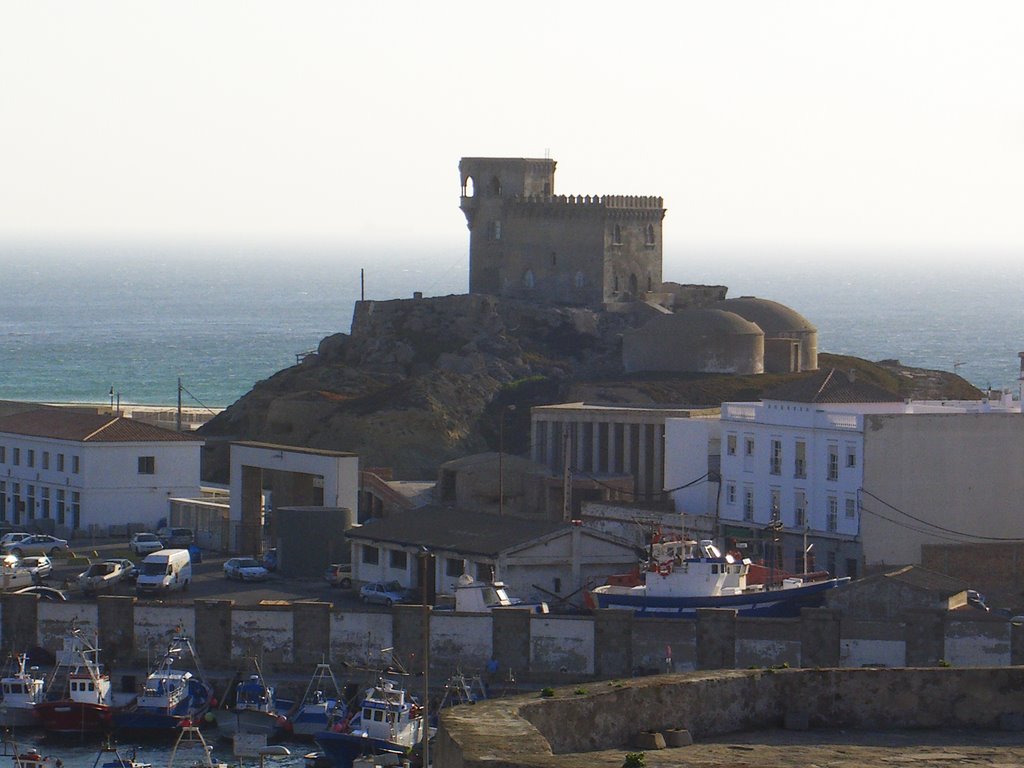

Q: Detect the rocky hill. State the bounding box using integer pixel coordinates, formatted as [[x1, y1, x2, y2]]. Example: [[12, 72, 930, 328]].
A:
[[198, 294, 981, 482]]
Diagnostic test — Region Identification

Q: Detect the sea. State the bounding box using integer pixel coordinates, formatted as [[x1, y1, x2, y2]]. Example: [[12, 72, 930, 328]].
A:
[[2, 243, 1022, 408]]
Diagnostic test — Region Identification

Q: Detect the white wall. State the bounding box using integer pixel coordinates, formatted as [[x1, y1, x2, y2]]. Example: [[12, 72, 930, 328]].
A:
[[665, 417, 720, 517]]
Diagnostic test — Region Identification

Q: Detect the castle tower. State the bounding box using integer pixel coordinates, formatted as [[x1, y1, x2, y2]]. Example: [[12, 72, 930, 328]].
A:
[[459, 156, 665, 306]]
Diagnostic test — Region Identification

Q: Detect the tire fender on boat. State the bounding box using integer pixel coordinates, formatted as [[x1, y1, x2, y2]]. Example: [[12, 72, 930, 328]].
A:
[[658, 562, 672, 577]]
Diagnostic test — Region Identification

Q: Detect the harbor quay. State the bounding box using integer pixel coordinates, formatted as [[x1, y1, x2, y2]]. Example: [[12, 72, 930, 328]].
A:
[[2, 594, 1022, 688]]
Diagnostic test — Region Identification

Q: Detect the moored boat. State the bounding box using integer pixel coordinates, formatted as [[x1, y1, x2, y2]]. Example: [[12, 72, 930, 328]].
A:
[[588, 538, 849, 617], [210, 660, 288, 741], [0, 654, 46, 727], [34, 629, 137, 735], [314, 675, 429, 768], [289, 663, 345, 740], [113, 634, 213, 733]]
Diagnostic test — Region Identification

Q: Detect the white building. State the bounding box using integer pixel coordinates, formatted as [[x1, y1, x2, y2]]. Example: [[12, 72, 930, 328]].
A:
[[0, 408, 202, 535], [665, 369, 1024, 577]]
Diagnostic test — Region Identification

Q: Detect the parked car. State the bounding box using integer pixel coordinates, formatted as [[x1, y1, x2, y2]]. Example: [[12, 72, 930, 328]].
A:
[[0, 532, 31, 549], [223, 557, 269, 582], [157, 527, 194, 548], [105, 558, 138, 581], [3, 535, 69, 557], [18, 555, 52, 581], [13, 585, 67, 601], [359, 580, 411, 607], [130, 532, 164, 555], [324, 563, 352, 589]]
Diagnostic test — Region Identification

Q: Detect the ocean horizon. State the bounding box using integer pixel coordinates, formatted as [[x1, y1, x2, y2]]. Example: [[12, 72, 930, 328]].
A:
[[2, 243, 1021, 408]]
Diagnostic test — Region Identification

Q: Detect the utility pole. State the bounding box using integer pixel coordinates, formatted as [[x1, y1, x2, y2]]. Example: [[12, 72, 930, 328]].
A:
[[177, 377, 183, 432], [561, 425, 573, 522]]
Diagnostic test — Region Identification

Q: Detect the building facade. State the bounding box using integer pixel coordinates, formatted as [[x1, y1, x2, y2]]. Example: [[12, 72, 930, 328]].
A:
[[666, 370, 1024, 577], [459, 157, 665, 306], [0, 409, 202, 535]]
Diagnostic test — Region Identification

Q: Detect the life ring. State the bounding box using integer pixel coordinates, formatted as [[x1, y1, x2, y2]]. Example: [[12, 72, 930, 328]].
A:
[[658, 562, 672, 577]]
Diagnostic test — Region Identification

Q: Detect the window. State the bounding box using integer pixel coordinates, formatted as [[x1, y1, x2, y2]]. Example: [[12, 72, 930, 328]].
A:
[[726, 483, 736, 505], [0, 446, 5, 464], [743, 487, 754, 521], [846, 558, 858, 579], [827, 497, 838, 532], [70, 491, 80, 530], [769, 488, 781, 521], [612, 224, 622, 245], [41, 487, 50, 519], [645, 223, 655, 245], [57, 453, 65, 472], [138, 456, 156, 475], [389, 550, 407, 570], [57, 489, 66, 525], [574, 271, 584, 288], [726, 434, 737, 456], [794, 441, 806, 478], [42, 451, 49, 470], [445, 557, 465, 578], [488, 220, 502, 241], [523, 270, 535, 289], [361, 545, 379, 565], [827, 445, 838, 481], [846, 446, 857, 468], [0, 481, 5, 522], [845, 497, 857, 518], [27, 450, 34, 468], [12, 448, 19, 466], [744, 438, 755, 456], [72, 455, 80, 474], [26, 485, 35, 520], [793, 490, 806, 528], [770, 440, 782, 475]]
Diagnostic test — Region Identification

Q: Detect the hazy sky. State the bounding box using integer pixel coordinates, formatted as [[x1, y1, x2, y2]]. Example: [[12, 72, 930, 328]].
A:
[[2, 1, 1022, 261]]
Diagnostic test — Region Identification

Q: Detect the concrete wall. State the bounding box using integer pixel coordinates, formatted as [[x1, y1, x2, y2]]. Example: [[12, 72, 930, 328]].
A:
[[863, 413, 1024, 566], [6, 598, 1024, 683]]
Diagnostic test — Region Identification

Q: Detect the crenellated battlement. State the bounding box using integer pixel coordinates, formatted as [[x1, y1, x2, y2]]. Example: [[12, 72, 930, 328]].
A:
[[512, 193, 664, 209]]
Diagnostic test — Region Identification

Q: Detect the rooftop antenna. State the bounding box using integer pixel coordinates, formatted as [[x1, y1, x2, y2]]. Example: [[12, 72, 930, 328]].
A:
[[953, 361, 965, 374]]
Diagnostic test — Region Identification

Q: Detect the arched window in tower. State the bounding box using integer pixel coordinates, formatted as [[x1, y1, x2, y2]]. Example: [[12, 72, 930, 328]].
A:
[[614, 274, 620, 291], [612, 224, 622, 245], [574, 271, 585, 289], [490, 176, 502, 196], [488, 221, 502, 241], [463, 176, 475, 198], [645, 223, 655, 245], [629, 273, 638, 296], [523, 270, 535, 289], [647, 275, 652, 291]]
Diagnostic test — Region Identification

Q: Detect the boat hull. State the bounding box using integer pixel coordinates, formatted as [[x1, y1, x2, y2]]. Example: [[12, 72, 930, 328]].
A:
[[315, 730, 415, 768], [35, 700, 124, 735], [592, 578, 849, 618], [211, 708, 283, 739], [0, 704, 39, 728]]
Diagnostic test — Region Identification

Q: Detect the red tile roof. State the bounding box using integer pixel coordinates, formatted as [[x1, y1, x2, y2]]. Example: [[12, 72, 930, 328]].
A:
[[0, 409, 201, 443]]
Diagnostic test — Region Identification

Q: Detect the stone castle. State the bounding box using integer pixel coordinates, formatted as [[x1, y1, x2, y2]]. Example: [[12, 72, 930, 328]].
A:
[[460, 156, 817, 374]]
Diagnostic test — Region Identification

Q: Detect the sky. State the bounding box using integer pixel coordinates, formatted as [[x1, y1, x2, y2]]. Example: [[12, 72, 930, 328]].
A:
[[1, 1, 1022, 265]]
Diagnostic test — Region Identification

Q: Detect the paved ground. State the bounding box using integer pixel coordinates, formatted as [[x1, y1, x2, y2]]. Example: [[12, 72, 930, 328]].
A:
[[40, 542, 376, 609]]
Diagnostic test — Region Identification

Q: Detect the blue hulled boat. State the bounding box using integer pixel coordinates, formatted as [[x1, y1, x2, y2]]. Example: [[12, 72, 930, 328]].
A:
[[589, 538, 849, 618], [113, 635, 213, 733]]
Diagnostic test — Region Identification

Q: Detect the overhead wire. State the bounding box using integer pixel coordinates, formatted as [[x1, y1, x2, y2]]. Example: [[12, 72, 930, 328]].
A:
[[861, 488, 1024, 542]]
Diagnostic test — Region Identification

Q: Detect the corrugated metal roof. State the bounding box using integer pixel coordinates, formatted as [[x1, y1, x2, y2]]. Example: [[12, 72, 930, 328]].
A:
[[0, 409, 201, 442], [345, 506, 572, 557]]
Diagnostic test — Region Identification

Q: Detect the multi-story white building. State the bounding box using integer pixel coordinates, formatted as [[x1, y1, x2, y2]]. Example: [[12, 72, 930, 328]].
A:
[[665, 369, 1024, 578], [0, 408, 202, 535]]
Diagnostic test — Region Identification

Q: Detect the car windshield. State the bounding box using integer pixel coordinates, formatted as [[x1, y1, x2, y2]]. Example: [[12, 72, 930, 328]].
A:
[[236, 559, 259, 568], [140, 562, 166, 576], [137, 534, 159, 541]]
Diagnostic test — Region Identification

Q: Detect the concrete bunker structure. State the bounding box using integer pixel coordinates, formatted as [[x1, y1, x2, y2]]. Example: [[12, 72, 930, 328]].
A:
[[711, 296, 818, 372], [622, 309, 765, 374]]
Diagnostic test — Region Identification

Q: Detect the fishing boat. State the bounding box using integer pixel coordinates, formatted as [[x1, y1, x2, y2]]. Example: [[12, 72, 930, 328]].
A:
[[113, 634, 213, 733], [588, 537, 849, 617], [210, 660, 288, 741], [0, 654, 46, 727], [289, 663, 345, 739], [34, 629, 137, 735], [314, 676, 429, 768], [167, 726, 227, 768], [91, 740, 151, 768]]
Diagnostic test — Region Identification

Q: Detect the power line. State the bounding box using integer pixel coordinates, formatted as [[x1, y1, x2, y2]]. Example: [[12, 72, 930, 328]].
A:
[[861, 488, 1024, 542], [573, 470, 709, 498]]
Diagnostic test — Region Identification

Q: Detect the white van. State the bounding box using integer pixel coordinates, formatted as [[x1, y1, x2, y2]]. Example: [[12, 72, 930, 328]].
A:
[[135, 549, 191, 596]]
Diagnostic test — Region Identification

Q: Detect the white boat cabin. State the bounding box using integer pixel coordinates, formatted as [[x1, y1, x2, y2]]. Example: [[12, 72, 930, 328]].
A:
[[644, 539, 752, 598]]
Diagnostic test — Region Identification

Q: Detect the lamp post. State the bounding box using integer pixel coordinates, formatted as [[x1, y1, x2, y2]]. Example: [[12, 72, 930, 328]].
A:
[[418, 547, 431, 768], [498, 405, 516, 517]]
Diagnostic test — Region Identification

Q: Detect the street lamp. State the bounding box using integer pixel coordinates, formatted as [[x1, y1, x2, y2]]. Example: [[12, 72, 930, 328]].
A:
[[418, 547, 431, 768], [498, 405, 516, 517]]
